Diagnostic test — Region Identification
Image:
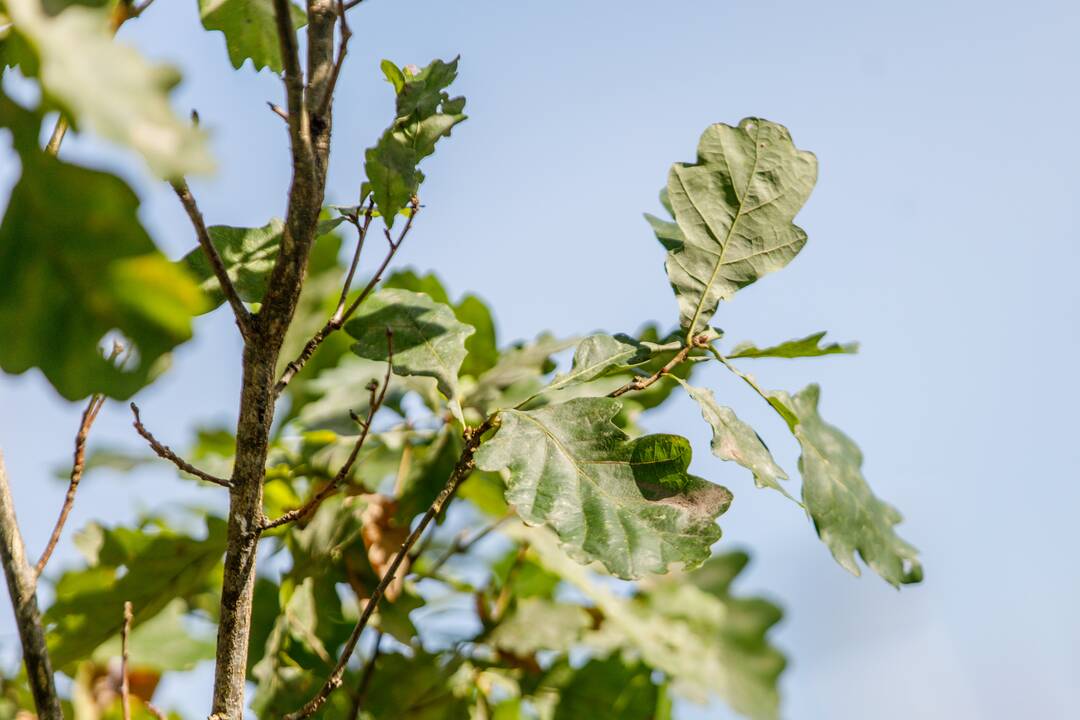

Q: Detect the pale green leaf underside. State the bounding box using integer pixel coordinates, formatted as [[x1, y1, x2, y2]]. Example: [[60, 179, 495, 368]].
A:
[[678, 380, 793, 501], [539, 333, 638, 396], [476, 397, 731, 579], [775, 384, 922, 586], [6, 0, 212, 178], [663, 118, 817, 335], [345, 288, 475, 402], [729, 331, 858, 359], [517, 525, 783, 720], [199, 0, 306, 73]]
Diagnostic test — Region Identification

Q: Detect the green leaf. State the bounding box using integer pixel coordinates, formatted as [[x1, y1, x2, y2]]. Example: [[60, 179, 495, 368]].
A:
[[677, 380, 793, 500], [540, 333, 639, 396], [489, 598, 592, 656], [476, 398, 732, 578], [90, 599, 214, 672], [45, 517, 226, 668], [729, 331, 858, 360], [180, 216, 344, 312], [5, 0, 213, 178], [365, 57, 467, 226], [771, 385, 922, 585], [554, 656, 669, 720], [198, 0, 306, 73], [383, 268, 499, 377], [0, 100, 207, 400], [518, 526, 783, 720], [661, 118, 817, 336], [360, 651, 467, 719], [345, 288, 475, 405]]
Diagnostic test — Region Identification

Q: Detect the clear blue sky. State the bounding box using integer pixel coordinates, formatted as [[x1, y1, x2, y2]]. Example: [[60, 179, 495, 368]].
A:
[[2, 1, 1079, 718]]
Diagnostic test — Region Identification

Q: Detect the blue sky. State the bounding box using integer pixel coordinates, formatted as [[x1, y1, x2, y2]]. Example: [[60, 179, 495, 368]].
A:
[[2, 0, 1079, 718]]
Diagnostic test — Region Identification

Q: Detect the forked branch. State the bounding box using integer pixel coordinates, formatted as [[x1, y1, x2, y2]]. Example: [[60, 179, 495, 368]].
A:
[[283, 416, 495, 719], [261, 329, 393, 531], [273, 201, 416, 397]]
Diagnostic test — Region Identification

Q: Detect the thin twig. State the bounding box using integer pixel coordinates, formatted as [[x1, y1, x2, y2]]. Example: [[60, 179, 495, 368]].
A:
[[34, 393, 106, 577], [144, 702, 169, 720], [417, 514, 512, 578], [44, 117, 68, 156], [347, 630, 382, 720], [334, 205, 375, 324], [261, 329, 393, 531], [267, 101, 289, 123], [342, 0, 365, 9], [171, 180, 253, 341], [315, 0, 353, 118], [607, 332, 712, 398], [283, 416, 496, 720], [129, 404, 231, 487], [273, 202, 416, 397], [0, 453, 63, 720], [120, 601, 133, 720]]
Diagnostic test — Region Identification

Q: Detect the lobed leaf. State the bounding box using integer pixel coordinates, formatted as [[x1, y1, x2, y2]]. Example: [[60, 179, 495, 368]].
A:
[[5, 0, 212, 178], [198, 0, 306, 73], [771, 385, 922, 585], [0, 96, 206, 399], [729, 331, 858, 360], [345, 288, 475, 408], [660, 118, 817, 336], [677, 379, 793, 500], [45, 518, 226, 668], [365, 57, 467, 226], [476, 397, 731, 578]]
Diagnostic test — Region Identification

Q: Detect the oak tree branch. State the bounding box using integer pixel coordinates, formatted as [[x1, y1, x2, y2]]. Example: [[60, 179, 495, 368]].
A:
[[0, 452, 63, 720]]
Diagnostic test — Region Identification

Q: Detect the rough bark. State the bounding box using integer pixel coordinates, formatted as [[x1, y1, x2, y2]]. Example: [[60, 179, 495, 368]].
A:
[[0, 452, 63, 720]]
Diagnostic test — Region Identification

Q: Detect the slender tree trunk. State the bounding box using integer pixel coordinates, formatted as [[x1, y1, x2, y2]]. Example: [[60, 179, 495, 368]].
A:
[[0, 452, 63, 720]]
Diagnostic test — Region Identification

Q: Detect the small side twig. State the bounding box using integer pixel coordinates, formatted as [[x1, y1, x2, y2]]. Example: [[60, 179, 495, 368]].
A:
[[261, 329, 393, 531], [607, 332, 712, 398], [273, 201, 416, 398], [129, 404, 231, 488], [267, 102, 289, 123], [34, 393, 106, 577], [283, 415, 496, 720], [416, 514, 512, 579], [120, 601, 133, 720], [171, 180, 253, 341]]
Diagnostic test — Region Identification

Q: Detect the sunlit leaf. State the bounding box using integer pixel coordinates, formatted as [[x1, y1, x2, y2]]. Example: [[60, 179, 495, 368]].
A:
[[729, 331, 857, 360], [0, 97, 206, 399], [5, 0, 212, 177], [771, 385, 922, 585], [365, 57, 467, 226], [660, 118, 817, 335], [345, 288, 475, 406], [198, 0, 306, 73], [45, 517, 226, 668], [476, 398, 731, 578], [677, 379, 793, 500]]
